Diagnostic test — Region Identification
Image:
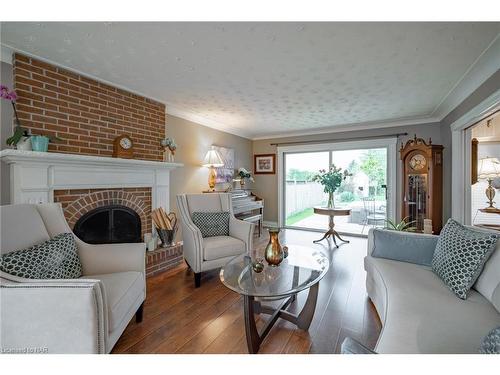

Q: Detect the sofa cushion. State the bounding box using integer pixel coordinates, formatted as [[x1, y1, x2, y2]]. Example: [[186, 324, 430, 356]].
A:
[[192, 211, 230, 238], [203, 236, 245, 261], [85, 271, 144, 332], [480, 327, 500, 354], [371, 229, 438, 266], [365, 256, 500, 353], [0, 204, 50, 255], [474, 240, 500, 312], [0, 233, 82, 279], [432, 219, 498, 299]]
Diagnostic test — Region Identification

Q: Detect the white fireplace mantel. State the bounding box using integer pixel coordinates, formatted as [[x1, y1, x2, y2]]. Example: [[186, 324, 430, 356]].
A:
[[0, 149, 183, 211]]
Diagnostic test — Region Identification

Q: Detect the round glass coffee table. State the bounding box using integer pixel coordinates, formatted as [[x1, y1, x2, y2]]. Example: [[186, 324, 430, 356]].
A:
[[219, 245, 329, 353]]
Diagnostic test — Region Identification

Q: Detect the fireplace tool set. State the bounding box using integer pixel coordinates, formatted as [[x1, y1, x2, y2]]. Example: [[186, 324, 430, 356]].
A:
[[151, 207, 178, 247]]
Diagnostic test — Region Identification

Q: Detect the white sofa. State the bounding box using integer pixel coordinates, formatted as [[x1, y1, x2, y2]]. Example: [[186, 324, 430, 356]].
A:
[[0, 203, 146, 354], [365, 228, 500, 354], [176, 193, 254, 287]]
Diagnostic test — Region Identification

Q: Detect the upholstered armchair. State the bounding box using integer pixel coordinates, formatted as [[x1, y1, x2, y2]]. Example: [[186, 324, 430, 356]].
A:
[[176, 193, 254, 287], [0, 203, 146, 354]]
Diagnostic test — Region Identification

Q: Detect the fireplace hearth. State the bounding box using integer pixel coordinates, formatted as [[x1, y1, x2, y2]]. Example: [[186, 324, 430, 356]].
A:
[[73, 205, 142, 244]]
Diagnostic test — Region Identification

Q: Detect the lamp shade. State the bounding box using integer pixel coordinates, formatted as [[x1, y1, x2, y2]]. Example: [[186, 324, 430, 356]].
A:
[[478, 157, 500, 179], [202, 149, 224, 167]]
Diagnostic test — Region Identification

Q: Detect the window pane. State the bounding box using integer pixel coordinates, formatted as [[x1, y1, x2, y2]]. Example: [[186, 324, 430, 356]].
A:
[[285, 152, 329, 229], [331, 148, 387, 234]]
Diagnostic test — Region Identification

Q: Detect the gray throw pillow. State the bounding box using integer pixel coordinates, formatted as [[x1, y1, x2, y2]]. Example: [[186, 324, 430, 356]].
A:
[[0, 233, 82, 279], [192, 211, 230, 238], [480, 327, 500, 354], [432, 219, 498, 299], [372, 229, 438, 266]]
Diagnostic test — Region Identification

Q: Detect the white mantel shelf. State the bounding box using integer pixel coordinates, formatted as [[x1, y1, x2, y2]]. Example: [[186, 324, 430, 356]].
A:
[[0, 149, 183, 169], [1, 149, 183, 210]]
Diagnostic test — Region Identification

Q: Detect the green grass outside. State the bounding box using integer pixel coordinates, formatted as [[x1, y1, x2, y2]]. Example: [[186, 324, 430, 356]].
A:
[[286, 207, 314, 226]]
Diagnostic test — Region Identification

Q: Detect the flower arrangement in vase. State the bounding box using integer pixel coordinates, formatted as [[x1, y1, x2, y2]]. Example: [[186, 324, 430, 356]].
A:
[[237, 167, 254, 188], [2, 84, 61, 151], [312, 164, 351, 208], [161, 137, 177, 162]]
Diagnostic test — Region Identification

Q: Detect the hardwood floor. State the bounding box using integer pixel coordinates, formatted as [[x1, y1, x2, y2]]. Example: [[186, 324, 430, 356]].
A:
[[112, 229, 382, 354]]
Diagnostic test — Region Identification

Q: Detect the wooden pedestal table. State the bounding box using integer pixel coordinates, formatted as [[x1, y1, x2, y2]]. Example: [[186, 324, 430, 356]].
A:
[[219, 245, 329, 354], [313, 207, 352, 247]]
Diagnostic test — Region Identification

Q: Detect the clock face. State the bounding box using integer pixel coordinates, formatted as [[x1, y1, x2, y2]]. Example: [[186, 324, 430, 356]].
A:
[[409, 154, 427, 170], [119, 137, 132, 149]]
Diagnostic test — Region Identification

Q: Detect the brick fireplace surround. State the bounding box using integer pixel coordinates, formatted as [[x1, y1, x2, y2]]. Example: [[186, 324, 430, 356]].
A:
[[54, 188, 152, 239], [8, 53, 183, 277]]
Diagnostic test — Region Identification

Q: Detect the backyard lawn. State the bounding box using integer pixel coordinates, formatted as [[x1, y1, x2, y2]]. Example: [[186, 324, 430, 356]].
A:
[[286, 207, 314, 226]]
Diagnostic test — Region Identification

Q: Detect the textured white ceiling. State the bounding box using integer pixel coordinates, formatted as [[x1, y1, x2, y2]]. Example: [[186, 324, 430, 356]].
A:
[[1, 22, 499, 139]]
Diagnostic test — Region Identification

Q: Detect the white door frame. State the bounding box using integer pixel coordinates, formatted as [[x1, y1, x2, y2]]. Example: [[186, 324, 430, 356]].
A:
[[277, 137, 398, 230], [450, 89, 500, 224]]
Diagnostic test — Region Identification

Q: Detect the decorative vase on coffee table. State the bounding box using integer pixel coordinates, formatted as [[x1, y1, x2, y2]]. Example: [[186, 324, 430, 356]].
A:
[[265, 228, 284, 266]]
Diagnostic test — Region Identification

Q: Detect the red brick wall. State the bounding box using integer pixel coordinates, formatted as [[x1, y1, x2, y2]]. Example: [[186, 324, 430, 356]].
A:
[[13, 53, 165, 161], [146, 243, 183, 278], [54, 188, 152, 238]]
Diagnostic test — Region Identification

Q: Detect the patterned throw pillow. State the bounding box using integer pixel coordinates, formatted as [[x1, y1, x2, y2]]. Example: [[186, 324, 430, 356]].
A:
[[432, 219, 498, 299], [480, 327, 500, 354], [0, 233, 82, 279], [191, 211, 230, 238]]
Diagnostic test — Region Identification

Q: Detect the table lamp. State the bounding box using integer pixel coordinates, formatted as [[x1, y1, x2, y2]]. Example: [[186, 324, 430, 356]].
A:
[[202, 149, 224, 191], [478, 157, 500, 212]]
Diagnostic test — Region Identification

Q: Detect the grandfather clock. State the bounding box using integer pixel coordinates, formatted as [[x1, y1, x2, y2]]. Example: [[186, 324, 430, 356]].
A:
[[400, 136, 444, 234]]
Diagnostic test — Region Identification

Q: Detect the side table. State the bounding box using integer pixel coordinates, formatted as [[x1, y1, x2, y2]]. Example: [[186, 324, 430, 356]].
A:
[[313, 207, 351, 247]]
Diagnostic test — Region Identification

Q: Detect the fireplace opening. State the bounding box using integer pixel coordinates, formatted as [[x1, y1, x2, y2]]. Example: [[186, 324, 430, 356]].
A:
[[73, 205, 142, 244]]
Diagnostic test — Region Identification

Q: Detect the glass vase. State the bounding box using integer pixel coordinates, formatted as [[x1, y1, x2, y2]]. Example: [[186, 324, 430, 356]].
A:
[[327, 192, 334, 208]]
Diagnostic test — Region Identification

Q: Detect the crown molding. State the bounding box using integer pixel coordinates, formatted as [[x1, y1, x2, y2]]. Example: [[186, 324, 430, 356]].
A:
[[250, 116, 440, 141], [431, 33, 500, 120]]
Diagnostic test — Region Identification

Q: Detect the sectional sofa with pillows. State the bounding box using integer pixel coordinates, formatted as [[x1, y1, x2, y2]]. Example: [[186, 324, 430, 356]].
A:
[[363, 219, 500, 354]]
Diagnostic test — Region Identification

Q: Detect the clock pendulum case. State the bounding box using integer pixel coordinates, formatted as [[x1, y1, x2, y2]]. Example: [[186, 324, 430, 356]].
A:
[[113, 134, 134, 159], [400, 135, 444, 234]]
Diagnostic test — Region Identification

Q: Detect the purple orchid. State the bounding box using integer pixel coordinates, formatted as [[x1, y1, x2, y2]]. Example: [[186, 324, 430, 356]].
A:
[[0, 84, 18, 102], [0, 84, 10, 99], [2, 83, 25, 146], [8, 90, 17, 101]]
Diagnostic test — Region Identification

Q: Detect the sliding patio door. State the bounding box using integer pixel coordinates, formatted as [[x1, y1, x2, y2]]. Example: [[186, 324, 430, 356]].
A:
[[284, 151, 330, 230], [280, 138, 396, 236]]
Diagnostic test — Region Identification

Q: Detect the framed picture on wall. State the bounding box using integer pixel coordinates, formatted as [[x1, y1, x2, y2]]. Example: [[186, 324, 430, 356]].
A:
[[213, 145, 235, 183], [254, 154, 276, 174]]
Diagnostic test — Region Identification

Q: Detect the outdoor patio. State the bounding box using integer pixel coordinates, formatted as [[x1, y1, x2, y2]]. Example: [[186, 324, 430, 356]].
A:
[[286, 200, 387, 235]]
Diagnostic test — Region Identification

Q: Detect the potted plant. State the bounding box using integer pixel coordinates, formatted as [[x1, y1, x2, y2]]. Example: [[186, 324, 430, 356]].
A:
[[2, 84, 61, 151], [237, 167, 254, 188], [160, 137, 177, 162], [1, 85, 30, 150], [385, 217, 416, 232], [313, 164, 351, 208]]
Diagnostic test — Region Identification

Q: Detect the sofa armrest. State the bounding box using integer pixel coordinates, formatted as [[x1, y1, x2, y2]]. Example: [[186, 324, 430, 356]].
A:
[[76, 239, 146, 276], [367, 228, 438, 266], [179, 221, 204, 272], [230, 218, 254, 253], [0, 278, 106, 353]]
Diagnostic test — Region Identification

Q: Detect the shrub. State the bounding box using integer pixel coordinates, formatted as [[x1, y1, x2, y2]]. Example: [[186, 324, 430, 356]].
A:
[[339, 191, 355, 202]]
